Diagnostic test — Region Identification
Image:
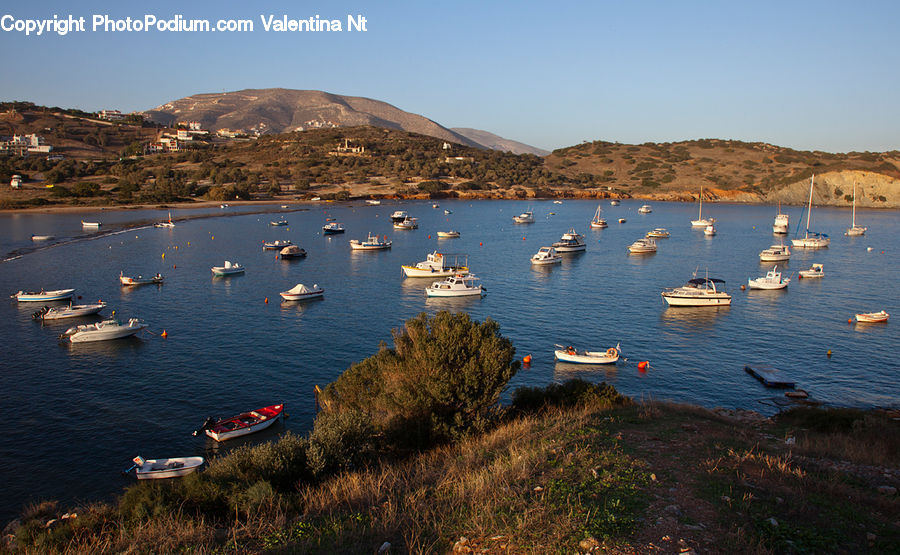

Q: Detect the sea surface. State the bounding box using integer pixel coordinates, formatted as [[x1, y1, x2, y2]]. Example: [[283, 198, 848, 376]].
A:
[[1, 199, 897, 523]]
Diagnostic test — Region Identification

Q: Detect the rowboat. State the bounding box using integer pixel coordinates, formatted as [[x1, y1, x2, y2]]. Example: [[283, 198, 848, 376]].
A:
[[120, 272, 164, 286], [554, 343, 620, 364], [211, 261, 244, 276], [12, 289, 76, 302], [62, 318, 146, 343], [131, 456, 204, 480], [33, 302, 106, 320], [193, 403, 285, 442], [855, 311, 889, 323], [280, 283, 324, 301]]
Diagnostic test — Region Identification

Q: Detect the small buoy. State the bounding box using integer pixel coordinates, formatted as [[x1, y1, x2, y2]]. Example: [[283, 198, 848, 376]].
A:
[[827, 350, 832, 358], [161, 253, 165, 259], [211, 236, 214, 240], [265, 297, 269, 304], [161, 330, 168, 338], [638, 361, 649, 372], [740, 284, 746, 290], [173, 264, 176, 269], [77, 295, 82, 300], [480, 242, 483, 246], [523, 237, 526, 240], [428, 235, 431, 239], [867, 247, 873, 251], [847, 319, 852, 324], [187, 242, 190, 246], [523, 354, 532, 365]]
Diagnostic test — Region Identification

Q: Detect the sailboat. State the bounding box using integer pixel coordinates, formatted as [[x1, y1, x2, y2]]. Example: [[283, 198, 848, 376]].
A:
[[791, 175, 829, 248], [590, 205, 608, 228], [154, 211, 175, 228], [845, 182, 867, 236], [772, 202, 789, 234], [690, 186, 714, 227]]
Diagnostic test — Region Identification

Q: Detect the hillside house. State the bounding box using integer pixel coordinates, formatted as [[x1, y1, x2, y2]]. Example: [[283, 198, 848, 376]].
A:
[[98, 110, 125, 121], [10, 174, 22, 188], [331, 138, 365, 155]]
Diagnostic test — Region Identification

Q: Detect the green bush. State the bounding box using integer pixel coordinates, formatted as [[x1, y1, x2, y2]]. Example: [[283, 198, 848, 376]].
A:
[[205, 432, 310, 490], [307, 409, 379, 477], [511, 379, 630, 413]]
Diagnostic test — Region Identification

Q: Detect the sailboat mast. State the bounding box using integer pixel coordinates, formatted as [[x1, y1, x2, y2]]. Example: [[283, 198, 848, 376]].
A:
[[698, 186, 703, 219], [805, 175, 815, 239], [851, 182, 857, 227]]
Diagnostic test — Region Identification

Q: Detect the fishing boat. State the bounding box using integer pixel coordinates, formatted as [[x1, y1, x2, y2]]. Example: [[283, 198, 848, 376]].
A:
[[798, 263, 824, 279], [437, 230, 460, 238], [81, 220, 101, 228], [211, 261, 244, 276], [791, 175, 830, 248], [531, 246, 563, 265], [402, 251, 469, 277], [263, 240, 293, 250], [661, 274, 732, 306], [553, 200, 563, 204], [759, 244, 791, 262], [590, 205, 608, 228], [33, 302, 106, 320], [691, 187, 715, 227], [646, 228, 670, 238], [393, 216, 419, 230], [279, 245, 307, 259], [444, 209, 452, 215], [610, 200, 620, 206], [552, 229, 586, 252], [154, 212, 175, 228], [349, 233, 391, 250], [627, 238, 657, 254], [62, 318, 146, 343], [120, 271, 163, 286], [638, 205, 652, 214], [194, 403, 285, 442], [773, 202, 789, 234], [432, 202, 440, 208], [322, 222, 345, 234], [425, 274, 484, 297], [366, 199, 381, 205], [845, 182, 867, 236], [704, 224, 716, 236], [554, 343, 620, 364], [513, 210, 534, 224], [11, 289, 76, 302], [131, 456, 204, 480], [30, 234, 54, 241], [269, 218, 288, 227], [280, 283, 324, 301], [618, 218, 627, 224], [748, 266, 790, 290], [390, 210, 408, 223], [855, 311, 889, 323]]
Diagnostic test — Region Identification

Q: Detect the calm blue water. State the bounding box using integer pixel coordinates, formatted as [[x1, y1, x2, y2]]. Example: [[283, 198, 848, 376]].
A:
[[1, 200, 897, 522]]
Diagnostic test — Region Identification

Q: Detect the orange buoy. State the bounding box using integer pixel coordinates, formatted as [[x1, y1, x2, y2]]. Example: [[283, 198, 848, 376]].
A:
[[265, 297, 269, 304], [479, 242, 483, 246], [428, 235, 431, 239], [847, 318, 852, 324], [161, 330, 168, 338], [523, 237, 526, 240], [740, 284, 746, 290], [638, 361, 649, 372], [827, 350, 832, 358], [173, 264, 176, 269], [798, 274, 803, 279], [523, 354, 532, 365]]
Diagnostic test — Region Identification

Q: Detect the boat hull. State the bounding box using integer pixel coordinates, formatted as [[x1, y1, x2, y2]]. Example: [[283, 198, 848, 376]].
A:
[[554, 349, 619, 364], [205, 404, 284, 442], [402, 266, 469, 278], [661, 293, 732, 306], [135, 457, 204, 480], [436, 231, 460, 238], [38, 303, 106, 320], [14, 289, 75, 302], [791, 237, 830, 248], [855, 311, 889, 323], [66, 321, 146, 343], [425, 288, 483, 297]]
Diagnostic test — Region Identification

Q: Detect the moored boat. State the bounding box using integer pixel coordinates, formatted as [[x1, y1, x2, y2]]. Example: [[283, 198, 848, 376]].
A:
[[12, 288, 76, 302], [773, 202, 789, 234], [194, 403, 285, 442], [444, 209, 452, 215], [554, 343, 621, 364], [513, 210, 534, 224], [552, 229, 586, 252], [62, 318, 146, 342], [610, 200, 620, 206], [590, 205, 608, 228], [691, 187, 714, 227], [531, 246, 563, 265], [845, 182, 867, 236], [154, 212, 175, 228], [366, 199, 381, 205], [661, 275, 731, 306], [393, 216, 418, 230], [263, 240, 293, 250], [798, 263, 824, 279], [425, 274, 484, 297], [855, 310, 889, 323], [748, 266, 790, 290], [390, 210, 408, 223], [349, 233, 391, 250], [638, 205, 652, 214], [131, 456, 204, 480], [618, 218, 627, 224], [120, 272, 164, 286], [280, 283, 324, 301], [402, 251, 469, 277], [627, 237, 657, 253], [322, 222, 345, 234], [30, 234, 54, 241], [279, 245, 307, 258], [791, 175, 830, 248], [81, 220, 101, 228], [437, 230, 460, 238], [270, 218, 288, 227], [211, 261, 244, 276], [646, 228, 670, 238], [33, 302, 106, 320], [704, 224, 716, 236], [759, 244, 791, 262]]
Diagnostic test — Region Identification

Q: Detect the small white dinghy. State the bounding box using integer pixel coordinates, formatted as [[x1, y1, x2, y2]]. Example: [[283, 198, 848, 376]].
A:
[[211, 261, 244, 276], [131, 455, 204, 480], [280, 283, 324, 301], [33, 302, 106, 320], [554, 343, 621, 364], [120, 271, 164, 286]]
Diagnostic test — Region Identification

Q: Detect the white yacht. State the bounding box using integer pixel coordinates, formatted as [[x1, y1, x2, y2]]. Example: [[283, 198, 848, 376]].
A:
[[425, 274, 484, 297], [551, 229, 586, 252], [627, 238, 657, 253], [845, 182, 867, 236], [62, 318, 146, 343], [390, 210, 408, 223], [759, 244, 791, 262], [791, 175, 830, 248], [531, 247, 563, 265], [662, 275, 731, 306], [349, 233, 391, 250], [590, 205, 608, 228], [773, 202, 789, 234], [691, 187, 715, 227], [646, 228, 670, 238], [748, 266, 790, 290], [513, 210, 535, 224], [638, 205, 652, 214]]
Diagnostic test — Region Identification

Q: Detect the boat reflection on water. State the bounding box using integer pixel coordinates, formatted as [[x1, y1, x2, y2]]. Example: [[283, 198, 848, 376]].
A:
[[61, 335, 145, 359], [659, 306, 730, 328], [200, 418, 287, 456], [279, 296, 324, 313], [554, 361, 619, 381]]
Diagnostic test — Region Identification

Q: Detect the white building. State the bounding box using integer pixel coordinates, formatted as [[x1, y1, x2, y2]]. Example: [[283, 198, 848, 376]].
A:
[[10, 174, 22, 188]]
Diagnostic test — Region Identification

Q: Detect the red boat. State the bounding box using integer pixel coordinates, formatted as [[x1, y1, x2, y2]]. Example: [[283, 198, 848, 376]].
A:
[[193, 404, 284, 442]]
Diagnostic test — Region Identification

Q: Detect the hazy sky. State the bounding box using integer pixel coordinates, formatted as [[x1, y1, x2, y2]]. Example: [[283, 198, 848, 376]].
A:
[[2, 1, 898, 153]]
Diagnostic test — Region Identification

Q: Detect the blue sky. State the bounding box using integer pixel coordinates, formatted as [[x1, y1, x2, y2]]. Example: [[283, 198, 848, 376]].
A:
[[1, 1, 898, 153]]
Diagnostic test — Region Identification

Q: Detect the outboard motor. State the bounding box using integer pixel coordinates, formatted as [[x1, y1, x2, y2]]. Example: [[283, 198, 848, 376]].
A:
[[192, 416, 218, 436]]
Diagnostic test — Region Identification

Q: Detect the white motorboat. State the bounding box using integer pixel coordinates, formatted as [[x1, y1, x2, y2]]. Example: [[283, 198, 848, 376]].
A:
[[646, 228, 670, 238], [263, 239, 293, 250], [590, 205, 608, 228], [279, 245, 307, 259], [211, 261, 244, 276], [610, 200, 620, 206], [531, 246, 563, 265], [661, 275, 732, 306], [12, 288, 76, 302], [638, 205, 652, 214], [773, 202, 789, 234], [81, 220, 101, 228], [444, 209, 452, 215], [366, 199, 382, 205], [437, 230, 460, 238], [270, 218, 288, 227], [845, 182, 867, 236], [798, 263, 824, 279], [390, 210, 408, 223], [691, 187, 715, 227], [350, 233, 391, 250], [154, 212, 175, 228], [393, 216, 418, 230], [120, 272, 164, 286], [322, 222, 345, 234], [855, 310, 889, 323], [62, 318, 146, 343], [432, 202, 440, 208], [704, 224, 716, 236], [759, 244, 791, 262], [553, 200, 563, 204], [280, 283, 324, 301], [748, 266, 790, 290], [627, 238, 657, 253], [31, 235, 54, 241], [791, 175, 830, 248], [194, 404, 284, 442], [552, 229, 586, 252], [131, 456, 204, 480], [33, 302, 106, 320], [513, 210, 535, 224], [618, 218, 627, 224], [402, 251, 469, 277], [425, 274, 484, 297], [554, 343, 620, 364]]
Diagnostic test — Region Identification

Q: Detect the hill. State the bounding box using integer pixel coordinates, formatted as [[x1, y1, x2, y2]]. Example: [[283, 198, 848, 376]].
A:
[[451, 127, 549, 156], [143, 88, 484, 149]]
